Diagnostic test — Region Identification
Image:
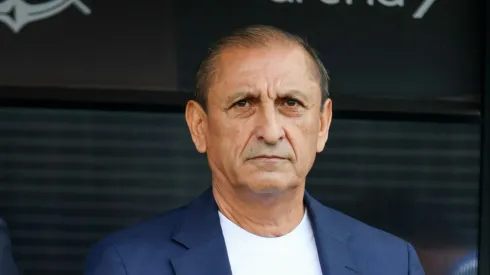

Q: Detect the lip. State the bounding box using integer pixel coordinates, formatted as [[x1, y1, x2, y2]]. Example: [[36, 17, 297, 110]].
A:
[[249, 155, 287, 160]]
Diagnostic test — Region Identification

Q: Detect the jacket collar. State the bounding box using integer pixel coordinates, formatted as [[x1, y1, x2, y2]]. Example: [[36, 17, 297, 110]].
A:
[[170, 187, 360, 275], [304, 191, 360, 274]]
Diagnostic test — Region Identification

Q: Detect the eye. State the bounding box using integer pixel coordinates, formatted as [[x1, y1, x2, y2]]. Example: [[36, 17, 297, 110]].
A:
[[234, 99, 249, 108], [283, 98, 301, 107]]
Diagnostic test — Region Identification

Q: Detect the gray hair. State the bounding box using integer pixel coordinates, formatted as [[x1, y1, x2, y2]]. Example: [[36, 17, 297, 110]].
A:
[[195, 25, 330, 111]]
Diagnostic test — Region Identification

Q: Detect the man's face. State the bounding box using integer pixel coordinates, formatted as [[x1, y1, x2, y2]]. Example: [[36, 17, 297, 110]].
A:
[[186, 43, 332, 195]]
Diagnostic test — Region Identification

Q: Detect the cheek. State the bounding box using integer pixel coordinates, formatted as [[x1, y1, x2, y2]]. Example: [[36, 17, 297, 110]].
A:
[[287, 119, 319, 159], [230, 124, 252, 156], [209, 120, 249, 159], [302, 116, 320, 142]]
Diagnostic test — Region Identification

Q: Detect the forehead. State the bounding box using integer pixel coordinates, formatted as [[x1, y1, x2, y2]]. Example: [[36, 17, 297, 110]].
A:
[[213, 44, 318, 90]]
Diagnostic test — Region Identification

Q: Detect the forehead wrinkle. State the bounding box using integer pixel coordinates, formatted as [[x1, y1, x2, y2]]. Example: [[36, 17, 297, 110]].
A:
[[214, 44, 319, 103]]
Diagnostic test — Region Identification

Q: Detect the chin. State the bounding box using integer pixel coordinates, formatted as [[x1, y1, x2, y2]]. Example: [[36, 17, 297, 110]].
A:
[[243, 173, 298, 195]]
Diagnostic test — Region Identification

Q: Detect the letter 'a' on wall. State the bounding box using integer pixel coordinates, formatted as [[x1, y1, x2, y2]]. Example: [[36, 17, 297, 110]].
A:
[[0, 0, 484, 104]]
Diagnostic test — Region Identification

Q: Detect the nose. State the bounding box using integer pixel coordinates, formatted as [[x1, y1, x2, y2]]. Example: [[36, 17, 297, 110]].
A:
[[254, 104, 285, 145]]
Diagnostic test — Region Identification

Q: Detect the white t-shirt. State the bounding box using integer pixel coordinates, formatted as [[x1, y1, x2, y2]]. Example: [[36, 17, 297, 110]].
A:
[[219, 210, 323, 275]]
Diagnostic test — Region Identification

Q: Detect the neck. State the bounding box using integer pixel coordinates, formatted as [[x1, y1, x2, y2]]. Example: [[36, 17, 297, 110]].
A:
[[212, 182, 305, 237]]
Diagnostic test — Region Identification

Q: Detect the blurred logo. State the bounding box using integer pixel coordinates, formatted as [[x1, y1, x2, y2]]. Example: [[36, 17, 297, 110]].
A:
[[270, 0, 437, 19], [0, 0, 91, 33]]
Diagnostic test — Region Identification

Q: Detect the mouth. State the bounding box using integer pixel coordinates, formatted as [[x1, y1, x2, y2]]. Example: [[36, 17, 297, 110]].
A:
[[249, 155, 287, 160]]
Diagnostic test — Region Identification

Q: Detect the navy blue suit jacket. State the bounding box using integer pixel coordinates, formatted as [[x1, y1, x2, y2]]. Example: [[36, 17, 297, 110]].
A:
[[85, 188, 425, 275], [0, 218, 19, 275]]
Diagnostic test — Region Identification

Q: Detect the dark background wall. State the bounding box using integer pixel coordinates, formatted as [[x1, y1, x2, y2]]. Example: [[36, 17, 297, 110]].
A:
[[0, 0, 483, 102], [0, 0, 488, 274], [0, 107, 482, 275]]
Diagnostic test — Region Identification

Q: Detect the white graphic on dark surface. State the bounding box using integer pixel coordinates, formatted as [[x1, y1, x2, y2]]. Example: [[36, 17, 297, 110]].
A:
[[270, 0, 437, 19], [0, 0, 91, 33]]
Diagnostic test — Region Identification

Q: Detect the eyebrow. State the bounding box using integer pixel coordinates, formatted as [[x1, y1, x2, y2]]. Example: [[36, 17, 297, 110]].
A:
[[225, 90, 259, 105], [225, 89, 310, 105], [279, 89, 309, 102]]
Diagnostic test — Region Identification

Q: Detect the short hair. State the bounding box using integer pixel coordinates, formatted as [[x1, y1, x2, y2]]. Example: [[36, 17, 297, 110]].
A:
[[195, 25, 330, 111]]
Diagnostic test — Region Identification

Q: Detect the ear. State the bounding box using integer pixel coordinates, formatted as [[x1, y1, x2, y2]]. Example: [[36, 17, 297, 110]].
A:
[[185, 100, 208, 153], [316, 98, 332, 153]]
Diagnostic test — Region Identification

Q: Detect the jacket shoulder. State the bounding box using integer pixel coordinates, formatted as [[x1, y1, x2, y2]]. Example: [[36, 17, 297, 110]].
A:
[[90, 205, 186, 249], [320, 205, 424, 274], [84, 206, 187, 274], [324, 205, 407, 242], [0, 218, 20, 275]]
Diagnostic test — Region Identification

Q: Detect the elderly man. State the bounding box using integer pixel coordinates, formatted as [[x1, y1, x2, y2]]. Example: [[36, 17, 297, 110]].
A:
[[85, 25, 425, 275], [0, 218, 19, 275]]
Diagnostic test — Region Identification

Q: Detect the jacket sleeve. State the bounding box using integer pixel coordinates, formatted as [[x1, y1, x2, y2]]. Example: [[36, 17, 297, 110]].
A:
[[84, 243, 128, 275], [407, 242, 425, 275], [0, 219, 19, 275]]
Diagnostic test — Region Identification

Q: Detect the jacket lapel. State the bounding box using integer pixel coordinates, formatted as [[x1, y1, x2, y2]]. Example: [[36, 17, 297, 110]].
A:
[[305, 192, 361, 275], [169, 188, 361, 275], [170, 188, 232, 275]]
